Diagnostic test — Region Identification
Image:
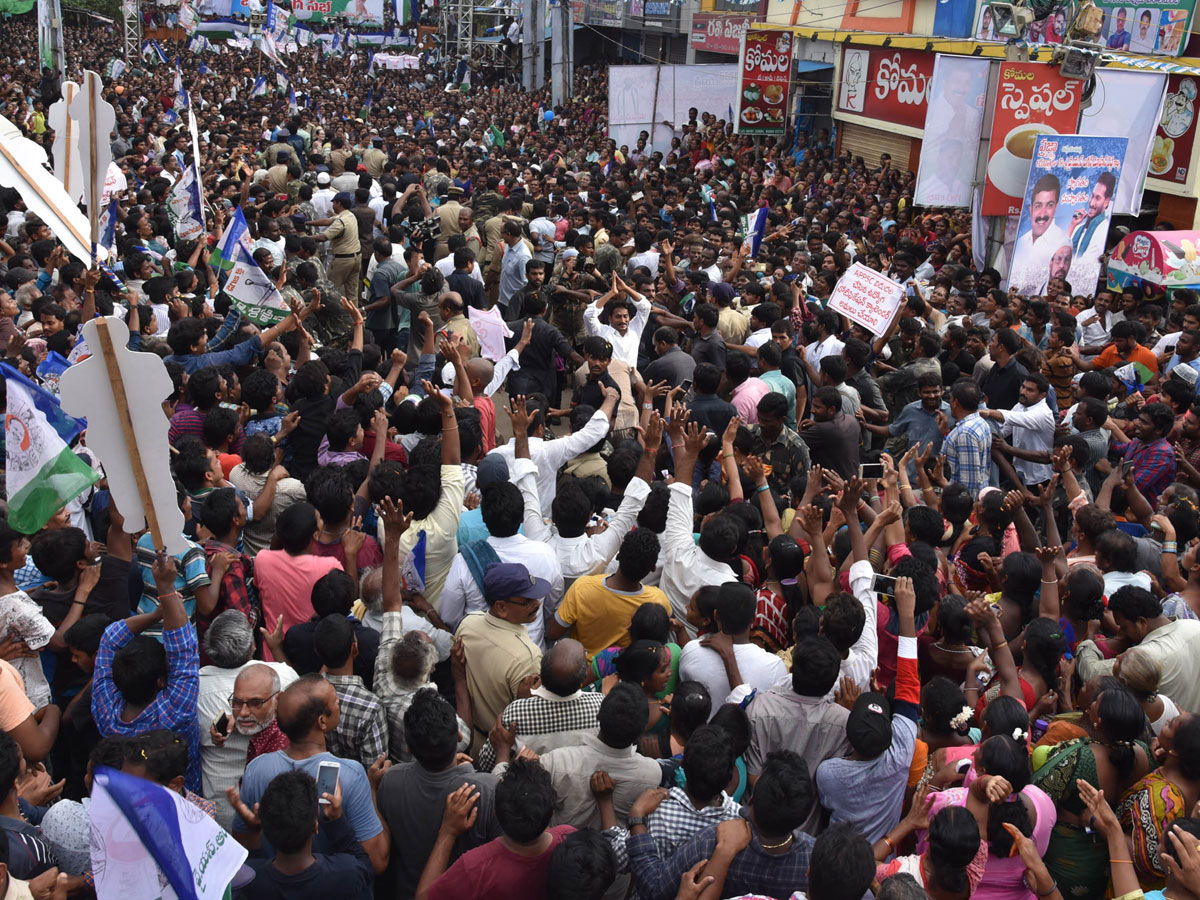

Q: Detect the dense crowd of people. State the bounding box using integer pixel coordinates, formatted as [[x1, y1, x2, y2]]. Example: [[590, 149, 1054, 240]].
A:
[[3, 12, 1200, 900]]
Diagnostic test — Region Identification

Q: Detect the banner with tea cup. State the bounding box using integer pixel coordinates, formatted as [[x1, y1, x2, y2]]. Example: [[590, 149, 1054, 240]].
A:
[[981, 62, 1083, 217], [735, 27, 794, 136]]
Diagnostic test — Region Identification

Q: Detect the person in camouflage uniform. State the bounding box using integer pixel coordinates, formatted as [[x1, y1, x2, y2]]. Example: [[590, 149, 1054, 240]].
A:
[[287, 260, 355, 349]]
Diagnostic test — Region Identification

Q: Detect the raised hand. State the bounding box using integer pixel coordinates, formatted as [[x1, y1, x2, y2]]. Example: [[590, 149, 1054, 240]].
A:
[[376, 496, 413, 536], [439, 784, 480, 836]]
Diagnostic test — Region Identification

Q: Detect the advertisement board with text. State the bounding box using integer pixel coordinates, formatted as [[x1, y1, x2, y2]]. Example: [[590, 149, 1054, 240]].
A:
[[836, 46, 934, 131], [735, 27, 794, 136], [981, 62, 1082, 216]]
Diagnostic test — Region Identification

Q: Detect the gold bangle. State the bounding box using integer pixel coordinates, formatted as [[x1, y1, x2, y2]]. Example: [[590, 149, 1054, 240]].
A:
[[993, 640, 1008, 650], [1109, 860, 1133, 865], [881, 834, 896, 853]]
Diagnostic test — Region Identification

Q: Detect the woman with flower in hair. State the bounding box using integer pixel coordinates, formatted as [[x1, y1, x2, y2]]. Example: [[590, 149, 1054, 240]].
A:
[[1031, 678, 1153, 899]]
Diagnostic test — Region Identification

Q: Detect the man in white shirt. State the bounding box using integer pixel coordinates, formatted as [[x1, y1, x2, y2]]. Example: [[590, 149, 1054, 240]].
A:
[[1079, 290, 1116, 351], [980, 372, 1057, 486], [661, 419, 738, 634], [197, 612, 298, 829], [440, 467, 565, 649], [1010, 174, 1068, 297], [488, 389, 619, 519], [528, 200, 557, 265], [251, 216, 286, 269], [311, 172, 337, 218], [583, 277, 652, 369], [679, 583, 790, 713], [627, 232, 660, 278]]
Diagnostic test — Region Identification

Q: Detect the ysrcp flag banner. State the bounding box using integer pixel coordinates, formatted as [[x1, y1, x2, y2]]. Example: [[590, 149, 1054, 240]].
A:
[[223, 243, 290, 326], [913, 55, 989, 208], [1009, 134, 1129, 298], [90, 767, 247, 900]]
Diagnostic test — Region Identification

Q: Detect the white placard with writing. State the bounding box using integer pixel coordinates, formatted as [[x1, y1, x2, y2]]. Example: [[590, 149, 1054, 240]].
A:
[[827, 263, 905, 336]]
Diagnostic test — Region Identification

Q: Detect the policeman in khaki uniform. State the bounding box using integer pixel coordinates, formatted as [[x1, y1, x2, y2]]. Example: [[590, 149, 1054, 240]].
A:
[[314, 192, 361, 305]]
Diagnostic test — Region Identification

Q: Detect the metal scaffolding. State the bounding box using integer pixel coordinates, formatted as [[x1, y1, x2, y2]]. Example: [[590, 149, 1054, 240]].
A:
[[122, 0, 141, 62], [438, 0, 521, 80]]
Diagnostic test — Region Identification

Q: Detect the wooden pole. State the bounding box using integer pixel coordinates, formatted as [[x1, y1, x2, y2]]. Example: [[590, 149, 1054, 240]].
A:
[[0, 141, 93, 250], [85, 71, 100, 255], [61, 81, 77, 201], [94, 318, 166, 552]]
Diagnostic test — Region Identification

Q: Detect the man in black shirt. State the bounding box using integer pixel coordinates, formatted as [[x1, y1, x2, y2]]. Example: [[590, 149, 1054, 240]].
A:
[[643, 326, 696, 390], [690, 302, 727, 370], [981, 328, 1028, 411], [446, 247, 488, 310], [575, 335, 622, 411], [505, 292, 583, 400]]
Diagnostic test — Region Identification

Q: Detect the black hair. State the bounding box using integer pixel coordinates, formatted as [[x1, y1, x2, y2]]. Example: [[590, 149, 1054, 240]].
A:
[[937, 596, 975, 645], [821, 592, 866, 654], [680, 723, 733, 803], [0, 732, 18, 798], [1095, 682, 1146, 779], [616, 529, 660, 583], [1108, 585, 1162, 622], [551, 480, 593, 538], [311, 569, 356, 617], [313, 614, 355, 669], [598, 682, 650, 749], [29, 527, 87, 583], [276, 501, 319, 554], [199, 487, 242, 537], [791, 635, 842, 697], [921, 677, 974, 737], [1174, 716, 1200, 780], [752, 751, 814, 836], [258, 770, 319, 854], [1001, 552, 1042, 628], [615, 640, 667, 686], [1021, 618, 1067, 688], [545, 829, 617, 900], [64, 614, 110, 655], [127, 729, 189, 785], [669, 681, 712, 742], [927, 806, 981, 896], [1063, 568, 1105, 621], [112, 635, 168, 707], [481, 482, 524, 538], [979, 734, 1033, 856], [714, 582, 756, 634], [628, 602, 672, 644], [495, 757, 556, 843], [403, 689, 461, 769], [808, 823, 875, 900]]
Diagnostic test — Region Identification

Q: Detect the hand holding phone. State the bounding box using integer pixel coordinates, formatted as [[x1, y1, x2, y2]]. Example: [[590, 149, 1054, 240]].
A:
[[316, 760, 341, 806]]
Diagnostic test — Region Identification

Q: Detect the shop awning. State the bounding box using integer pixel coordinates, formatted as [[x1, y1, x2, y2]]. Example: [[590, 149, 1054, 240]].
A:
[[795, 59, 833, 72], [785, 28, 1200, 76]]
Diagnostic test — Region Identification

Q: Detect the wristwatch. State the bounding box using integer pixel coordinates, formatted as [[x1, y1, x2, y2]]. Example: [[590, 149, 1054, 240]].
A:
[[628, 816, 649, 829]]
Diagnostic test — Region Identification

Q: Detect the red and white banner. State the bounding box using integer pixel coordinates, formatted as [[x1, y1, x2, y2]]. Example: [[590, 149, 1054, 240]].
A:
[[735, 27, 794, 136], [981, 62, 1082, 216], [690, 13, 753, 55], [836, 47, 934, 130]]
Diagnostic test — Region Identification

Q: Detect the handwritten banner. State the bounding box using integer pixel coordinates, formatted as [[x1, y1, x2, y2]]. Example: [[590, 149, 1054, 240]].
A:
[[828, 263, 905, 336], [836, 46, 933, 130], [981, 62, 1082, 216], [735, 27, 794, 136]]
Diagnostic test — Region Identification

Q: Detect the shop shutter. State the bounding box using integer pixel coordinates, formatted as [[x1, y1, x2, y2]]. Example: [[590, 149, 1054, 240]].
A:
[[839, 121, 911, 171]]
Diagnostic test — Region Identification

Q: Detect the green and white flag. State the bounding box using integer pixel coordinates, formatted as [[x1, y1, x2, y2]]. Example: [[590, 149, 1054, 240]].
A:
[[2, 362, 98, 534]]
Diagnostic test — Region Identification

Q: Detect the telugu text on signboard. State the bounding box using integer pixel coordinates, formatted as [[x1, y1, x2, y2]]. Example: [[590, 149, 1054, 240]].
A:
[[828, 263, 905, 336], [735, 27, 793, 136]]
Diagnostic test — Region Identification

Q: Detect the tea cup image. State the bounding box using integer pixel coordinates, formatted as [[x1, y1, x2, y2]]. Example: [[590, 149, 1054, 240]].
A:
[[988, 123, 1057, 196]]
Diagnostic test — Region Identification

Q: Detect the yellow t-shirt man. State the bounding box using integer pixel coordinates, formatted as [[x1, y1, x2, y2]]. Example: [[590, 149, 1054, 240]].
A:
[[556, 574, 670, 662]]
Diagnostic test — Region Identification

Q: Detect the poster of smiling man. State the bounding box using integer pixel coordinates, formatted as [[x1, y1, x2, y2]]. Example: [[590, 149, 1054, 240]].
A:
[[1008, 134, 1129, 298]]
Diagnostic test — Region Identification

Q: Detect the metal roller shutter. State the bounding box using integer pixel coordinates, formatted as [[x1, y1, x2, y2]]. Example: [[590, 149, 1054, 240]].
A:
[[839, 121, 911, 171]]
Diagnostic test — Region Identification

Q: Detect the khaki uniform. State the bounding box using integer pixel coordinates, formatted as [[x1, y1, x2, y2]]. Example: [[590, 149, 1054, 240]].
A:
[[434, 199, 464, 261], [455, 612, 541, 754], [325, 209, 361, 304], [362, 146, 387, 179]]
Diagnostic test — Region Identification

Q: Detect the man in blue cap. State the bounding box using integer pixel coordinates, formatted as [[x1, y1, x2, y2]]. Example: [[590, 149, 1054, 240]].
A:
[[454, 563, 549, 753]]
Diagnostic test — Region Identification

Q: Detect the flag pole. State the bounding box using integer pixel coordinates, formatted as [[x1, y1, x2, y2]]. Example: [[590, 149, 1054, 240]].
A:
[[94, 318, 166, 552]]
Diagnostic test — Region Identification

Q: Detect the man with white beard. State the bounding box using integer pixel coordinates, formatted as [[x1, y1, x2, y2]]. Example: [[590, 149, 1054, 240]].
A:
[[196, 610, 298, 829]]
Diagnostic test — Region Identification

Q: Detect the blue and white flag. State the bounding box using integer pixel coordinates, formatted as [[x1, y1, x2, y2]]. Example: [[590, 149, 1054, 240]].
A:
[[288, 85, 298, 114], [89, 767, 247, 900], [167, 164, 204, 242], [210, 205, 252, 282], [35, 351, 72, 396], [402, 530, 427, 593], [741, 206, 769, 259], [275, 69, 288, 92], [223, 243, 290, 327], [251, 75, 268, 97], [97, 196, 119, 252], [151, 40, 170, 65]]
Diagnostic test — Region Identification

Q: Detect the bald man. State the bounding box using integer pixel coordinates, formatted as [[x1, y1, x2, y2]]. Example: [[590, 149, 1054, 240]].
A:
[[474, 638, 603, 772], [229, 674, 389, 879]]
